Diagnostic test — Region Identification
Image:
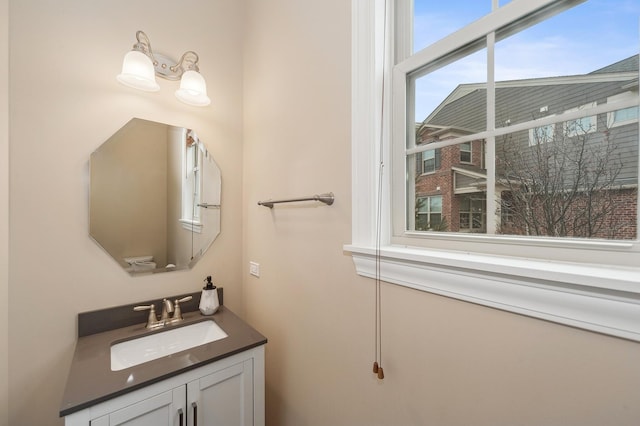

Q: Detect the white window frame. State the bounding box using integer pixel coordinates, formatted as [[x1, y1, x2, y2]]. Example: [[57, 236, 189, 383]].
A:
[[179, 128, 203, 233], [459, 141, 472, 163], [346, 0, 640, 342], [421, 149, 437, 174]]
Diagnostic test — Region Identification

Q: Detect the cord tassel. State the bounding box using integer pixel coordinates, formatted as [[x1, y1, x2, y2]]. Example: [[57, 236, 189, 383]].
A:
[[373, 362, 379, 374], [377, 366, 384, 380]]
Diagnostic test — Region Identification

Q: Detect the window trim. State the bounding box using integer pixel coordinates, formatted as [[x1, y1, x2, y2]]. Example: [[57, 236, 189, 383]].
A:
[[420, 149, 440, 174], [347, 0, 640, 342], [459, 141, 472, 163]]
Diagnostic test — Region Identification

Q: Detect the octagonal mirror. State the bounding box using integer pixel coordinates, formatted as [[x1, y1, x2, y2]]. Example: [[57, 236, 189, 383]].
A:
[[90, 118, 221, 275]]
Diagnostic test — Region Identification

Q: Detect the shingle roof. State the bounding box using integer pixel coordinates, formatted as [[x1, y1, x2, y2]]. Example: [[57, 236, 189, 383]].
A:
[[589, 55, 639, 75]]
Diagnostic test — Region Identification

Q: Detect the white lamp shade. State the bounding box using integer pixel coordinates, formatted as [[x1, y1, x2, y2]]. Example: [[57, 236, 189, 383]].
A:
[[116, 50, 160, 92], [175, 70, 211, 106]]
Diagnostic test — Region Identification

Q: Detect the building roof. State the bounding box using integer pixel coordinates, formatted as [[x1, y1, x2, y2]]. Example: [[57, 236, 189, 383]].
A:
[[418, 55, 639, 186], [590, 55, 639, 74], [421, 55, 639, 130]]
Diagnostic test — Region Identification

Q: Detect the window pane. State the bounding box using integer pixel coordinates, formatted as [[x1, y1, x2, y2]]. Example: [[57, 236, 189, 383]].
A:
[[411, 48, 487, 128], [429, 196, 442, 213], [496, 123, 637, 239], [460, 141, 472, 162], [415, 196, 445, 231], [413, 1, 491, 54], [492, 0, 639, 240], [494, 1, 638, 130], [409, 140, 487, 234], [616, 107, 638, 122]]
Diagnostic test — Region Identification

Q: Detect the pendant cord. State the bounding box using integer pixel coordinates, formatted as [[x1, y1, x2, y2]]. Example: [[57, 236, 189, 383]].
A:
[[372, 0, 388, 381]]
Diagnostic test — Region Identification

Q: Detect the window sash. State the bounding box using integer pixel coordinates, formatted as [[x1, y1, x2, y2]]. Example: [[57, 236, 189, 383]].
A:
[[419, 149, 440, 174], [459, 142, 472, 163], [394, 0, 639, 252]]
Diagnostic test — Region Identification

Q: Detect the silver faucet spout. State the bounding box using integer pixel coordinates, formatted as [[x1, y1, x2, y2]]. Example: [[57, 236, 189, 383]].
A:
[[161, 298, 174, 322]]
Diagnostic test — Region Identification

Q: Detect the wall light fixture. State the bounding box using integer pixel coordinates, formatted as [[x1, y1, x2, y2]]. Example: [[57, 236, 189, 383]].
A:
[[117, 31, 211, 107]]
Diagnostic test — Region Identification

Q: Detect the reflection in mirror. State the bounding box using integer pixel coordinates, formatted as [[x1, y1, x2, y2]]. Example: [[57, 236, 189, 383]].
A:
[[90, 118, 221, 275]]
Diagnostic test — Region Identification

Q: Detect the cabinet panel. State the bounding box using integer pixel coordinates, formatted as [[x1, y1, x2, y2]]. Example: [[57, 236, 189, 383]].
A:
[[187, 359, 253, 426], [91, 387, 185, 426], [64, 346, 264, 426]]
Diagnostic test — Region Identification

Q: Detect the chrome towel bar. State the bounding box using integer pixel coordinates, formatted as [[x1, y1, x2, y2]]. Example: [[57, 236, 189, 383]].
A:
[[258, 192, 335, 208]]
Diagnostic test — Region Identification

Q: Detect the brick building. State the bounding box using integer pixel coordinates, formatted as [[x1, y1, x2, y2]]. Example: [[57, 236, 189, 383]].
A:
[[413, 55, 638, 239]]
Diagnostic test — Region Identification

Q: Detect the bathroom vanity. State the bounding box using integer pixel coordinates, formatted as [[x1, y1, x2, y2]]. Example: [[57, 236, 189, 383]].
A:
[[60, 294, 267, 426]]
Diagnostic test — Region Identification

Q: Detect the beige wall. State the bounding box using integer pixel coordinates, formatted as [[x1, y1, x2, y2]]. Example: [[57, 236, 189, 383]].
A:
[[1, 0, 8, 423], [242, 1, 640, 425], [8, 1, 244, 424]]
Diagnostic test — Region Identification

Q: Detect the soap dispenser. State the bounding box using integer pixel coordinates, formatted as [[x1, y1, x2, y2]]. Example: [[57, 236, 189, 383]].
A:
[[199, 276, 220, 315]]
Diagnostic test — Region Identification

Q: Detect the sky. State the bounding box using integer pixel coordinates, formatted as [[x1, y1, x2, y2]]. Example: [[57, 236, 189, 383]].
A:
[[412, 0, 640, 121]]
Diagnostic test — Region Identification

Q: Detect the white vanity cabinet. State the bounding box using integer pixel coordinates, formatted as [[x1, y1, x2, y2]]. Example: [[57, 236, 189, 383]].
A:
[[63, 346, 264, 426], [187, 358, 254, 425], [91, 387, 185, 426]]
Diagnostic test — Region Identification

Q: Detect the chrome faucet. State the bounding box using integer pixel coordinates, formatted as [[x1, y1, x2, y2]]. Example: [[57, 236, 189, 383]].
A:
[[134, 295, 193, 329]]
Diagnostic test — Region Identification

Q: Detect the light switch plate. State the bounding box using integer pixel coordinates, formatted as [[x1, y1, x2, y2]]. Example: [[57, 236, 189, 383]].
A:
[[249, 261, 260, 277]]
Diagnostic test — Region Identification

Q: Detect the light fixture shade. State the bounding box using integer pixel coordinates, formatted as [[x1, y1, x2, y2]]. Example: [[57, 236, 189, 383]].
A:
[[175, 70, 211, 106], [116, 50, 160, 92]]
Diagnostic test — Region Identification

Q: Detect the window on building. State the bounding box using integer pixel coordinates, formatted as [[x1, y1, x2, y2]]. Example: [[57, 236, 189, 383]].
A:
[[459, 196, 485, 231], [608, 92, 639, 128], [415, 195, 443, 231], [459, 142, 472, 163], [613, 106, 640, 125], [528, 123, 555, 146], [564, 102, 597, 137], [420, 149, 441, 174]]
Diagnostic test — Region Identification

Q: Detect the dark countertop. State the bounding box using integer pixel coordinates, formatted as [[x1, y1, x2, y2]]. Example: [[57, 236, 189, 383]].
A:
[[59, 303, 267, 417]]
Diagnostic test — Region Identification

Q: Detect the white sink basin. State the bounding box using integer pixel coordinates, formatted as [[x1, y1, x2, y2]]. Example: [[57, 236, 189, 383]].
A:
[[111, 320, 228, 371]]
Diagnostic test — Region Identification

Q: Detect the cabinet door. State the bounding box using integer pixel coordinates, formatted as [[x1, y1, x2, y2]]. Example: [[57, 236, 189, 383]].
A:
[[187, 359, 254, 426], [91, 387, 186, 426]]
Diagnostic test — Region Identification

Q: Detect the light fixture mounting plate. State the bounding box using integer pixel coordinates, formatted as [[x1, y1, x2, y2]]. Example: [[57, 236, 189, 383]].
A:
[[152, 53, 182, 81]]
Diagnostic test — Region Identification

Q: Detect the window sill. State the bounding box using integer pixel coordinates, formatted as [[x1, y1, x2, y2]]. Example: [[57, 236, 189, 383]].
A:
[[344, 244, 640, 342], [179, 219, 203, 233]]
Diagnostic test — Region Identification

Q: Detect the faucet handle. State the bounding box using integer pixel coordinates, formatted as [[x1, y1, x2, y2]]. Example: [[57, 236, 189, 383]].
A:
[[133, 304, 161, 329], [133, 304, 154, 312], [172, 296, 193, 321], [176, 295, 193, 304]]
